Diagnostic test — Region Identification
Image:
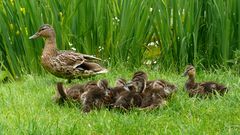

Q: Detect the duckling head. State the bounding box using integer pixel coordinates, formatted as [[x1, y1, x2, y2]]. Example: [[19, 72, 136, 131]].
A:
[[115, 78, 127, 87], [182, 65, 196, 77], [29, 24, 55, 39], [97, 79, 109, 90], [125, 77, 146, 93], [132, 71, 148, 81]]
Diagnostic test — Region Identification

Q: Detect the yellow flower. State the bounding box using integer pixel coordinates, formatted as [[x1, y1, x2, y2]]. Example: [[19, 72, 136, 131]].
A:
[[20, 7, 26, 15]]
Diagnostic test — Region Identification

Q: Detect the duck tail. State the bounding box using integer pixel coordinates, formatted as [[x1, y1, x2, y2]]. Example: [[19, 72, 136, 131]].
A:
[[57, 82, 67, 100]]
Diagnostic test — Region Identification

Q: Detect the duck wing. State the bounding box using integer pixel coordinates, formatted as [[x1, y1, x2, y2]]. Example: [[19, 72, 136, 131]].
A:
[[82, 54, 102, 61], [56, 51, 85, 66]]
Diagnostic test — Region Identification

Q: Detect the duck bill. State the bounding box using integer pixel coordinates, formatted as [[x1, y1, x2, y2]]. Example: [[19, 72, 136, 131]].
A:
[[29, 32, 40, 39], [123, 85, 130, 92]]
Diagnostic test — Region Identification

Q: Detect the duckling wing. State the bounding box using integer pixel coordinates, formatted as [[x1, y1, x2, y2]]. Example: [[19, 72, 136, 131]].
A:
[[199, 82, 219, 92], [200, 82, 227, 94]]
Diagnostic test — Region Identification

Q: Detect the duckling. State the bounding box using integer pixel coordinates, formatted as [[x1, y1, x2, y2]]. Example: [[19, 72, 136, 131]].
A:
[[113, 72, 146, 110], [80, 79, 112, 113], [53, 82, 85, 104], [140, 75, 177, 109], [183, 65, 228, 97], [29, 24, 108, 82], [131, 71, 148, 93], [108, 78, 127, 104], [141, 80, 165, 108], [145, 79, 177, 99]]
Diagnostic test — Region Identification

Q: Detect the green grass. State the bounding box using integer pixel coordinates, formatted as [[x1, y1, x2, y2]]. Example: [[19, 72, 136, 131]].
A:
[[0, 68, 239, 134]]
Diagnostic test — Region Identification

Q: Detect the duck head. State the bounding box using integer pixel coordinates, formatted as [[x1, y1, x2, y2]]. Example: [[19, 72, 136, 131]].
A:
[[29, 24, 55, 39], [97, 79, 109, 90], [125, 77, 146, 93], [182, 65, 196, 77], [132, 71, 148, 81]]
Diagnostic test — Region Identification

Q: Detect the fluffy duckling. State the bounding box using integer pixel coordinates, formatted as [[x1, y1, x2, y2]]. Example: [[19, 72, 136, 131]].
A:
[[29, 24, 108, 83], [80, 79, 112, 113], [145, 79, 177, 99], [112, 71, 147, 110], [140, 75, 177, 109], [183, 65, 228, 97], [141, 81, 166, 109], [53, 82, 85, 104], [130, 71, 148, 93], [108, 78, 127, 104]]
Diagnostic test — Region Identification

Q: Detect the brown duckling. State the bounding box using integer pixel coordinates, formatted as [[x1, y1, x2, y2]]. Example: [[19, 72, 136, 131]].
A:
[[80, 79, 112, 113], [130, 71, 148, 93], [145, 79, 177, 99], [29, 24, 108, 83], [107, 78, 127, 104], [183, 65, 228, 97], [140, 75, 177, 109], [141, 80, 174, 109], [53, 82, 85, 104], [112, 72, 147, 110]]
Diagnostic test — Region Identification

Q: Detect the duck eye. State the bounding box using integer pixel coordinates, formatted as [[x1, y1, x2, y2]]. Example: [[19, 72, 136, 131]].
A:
[[40, 27, 46, 31]]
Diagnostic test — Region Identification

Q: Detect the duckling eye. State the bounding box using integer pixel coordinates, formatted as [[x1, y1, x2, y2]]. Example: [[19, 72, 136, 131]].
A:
[[187, 67, 194, 72]]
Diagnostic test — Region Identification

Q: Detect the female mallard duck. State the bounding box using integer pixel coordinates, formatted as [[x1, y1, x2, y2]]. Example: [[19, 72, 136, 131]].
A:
[[183, 65, 228, 97], [29, 24, 108, 82]]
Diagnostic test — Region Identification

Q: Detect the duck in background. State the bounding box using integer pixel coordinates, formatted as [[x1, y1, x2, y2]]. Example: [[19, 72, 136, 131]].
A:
[[182, 65, 228, 97], [29, 24, 108, 83]]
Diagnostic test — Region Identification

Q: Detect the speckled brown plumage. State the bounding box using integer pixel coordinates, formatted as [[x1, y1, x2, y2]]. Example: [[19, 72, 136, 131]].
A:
[[80, 79, 112, 113], [183, 65, 228, 97], [29, 24, 108, 82], [112, 71, 147, 110], [140, 79, 177, 109], [53, 82, 85, 104]]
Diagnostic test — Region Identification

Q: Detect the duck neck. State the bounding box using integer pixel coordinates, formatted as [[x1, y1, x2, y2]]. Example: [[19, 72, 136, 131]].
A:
[[42, 36, 58, 57], [186, 74, 196, 90], [188, 75, 195, 83]]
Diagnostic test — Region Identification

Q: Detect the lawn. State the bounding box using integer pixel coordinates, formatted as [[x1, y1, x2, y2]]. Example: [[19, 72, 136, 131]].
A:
[[0, 67, 239, 134]]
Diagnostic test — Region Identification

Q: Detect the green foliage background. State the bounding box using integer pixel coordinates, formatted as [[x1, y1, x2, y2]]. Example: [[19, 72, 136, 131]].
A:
[[0, 0, 240, 79]]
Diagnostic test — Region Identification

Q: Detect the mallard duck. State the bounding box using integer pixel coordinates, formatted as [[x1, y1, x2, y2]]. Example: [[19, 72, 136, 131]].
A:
[[80, 79, 112, 113], [183, 65, 228, 97], [29, 24, 108, 82]]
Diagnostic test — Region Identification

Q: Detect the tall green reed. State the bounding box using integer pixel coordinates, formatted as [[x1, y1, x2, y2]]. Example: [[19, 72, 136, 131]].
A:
[[0, 0, 239, 80]]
